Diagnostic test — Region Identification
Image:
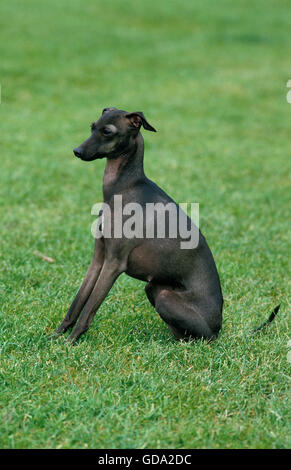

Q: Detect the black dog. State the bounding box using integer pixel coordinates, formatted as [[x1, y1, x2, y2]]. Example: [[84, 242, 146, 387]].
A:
[[55, 107, 277, 343]]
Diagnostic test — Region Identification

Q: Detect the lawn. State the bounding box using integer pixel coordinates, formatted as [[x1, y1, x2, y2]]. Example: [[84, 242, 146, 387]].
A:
[[0, 0, 290, 449]]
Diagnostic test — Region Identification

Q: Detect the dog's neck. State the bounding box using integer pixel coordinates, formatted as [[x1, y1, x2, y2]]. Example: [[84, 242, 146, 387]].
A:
[[103, 133, 145, 201]]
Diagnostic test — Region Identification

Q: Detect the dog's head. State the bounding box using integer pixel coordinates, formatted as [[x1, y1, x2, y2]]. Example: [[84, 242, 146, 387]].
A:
[[73, 107, 156, 161]]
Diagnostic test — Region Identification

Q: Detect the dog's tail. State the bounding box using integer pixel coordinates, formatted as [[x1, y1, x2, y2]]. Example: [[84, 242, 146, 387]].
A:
[[252, 304, 280, 334]]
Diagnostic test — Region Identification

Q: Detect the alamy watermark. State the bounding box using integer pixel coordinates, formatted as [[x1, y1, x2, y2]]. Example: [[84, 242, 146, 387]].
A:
[[286, 80, 291, 103], [90, 196, 199, 249]]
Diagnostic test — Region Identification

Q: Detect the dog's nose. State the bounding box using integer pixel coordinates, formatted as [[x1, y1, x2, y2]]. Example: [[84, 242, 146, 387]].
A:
[[73, 147, 83, 158]]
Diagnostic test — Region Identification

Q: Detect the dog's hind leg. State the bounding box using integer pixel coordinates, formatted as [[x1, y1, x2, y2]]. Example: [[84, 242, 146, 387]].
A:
[[54, 238, 104, 335], [146, 282, 221, 341]]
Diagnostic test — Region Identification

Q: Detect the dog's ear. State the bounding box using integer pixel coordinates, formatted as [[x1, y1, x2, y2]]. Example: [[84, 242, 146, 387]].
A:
[[125, 112, 157, 132], [102, 107, 117, 114]]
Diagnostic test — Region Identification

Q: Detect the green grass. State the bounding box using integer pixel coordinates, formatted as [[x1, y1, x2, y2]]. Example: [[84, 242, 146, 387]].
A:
[[0, 0, 290, 449]]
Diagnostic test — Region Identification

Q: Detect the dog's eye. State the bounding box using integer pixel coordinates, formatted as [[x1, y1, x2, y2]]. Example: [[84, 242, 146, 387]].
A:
[[102, 127, 112, 136]]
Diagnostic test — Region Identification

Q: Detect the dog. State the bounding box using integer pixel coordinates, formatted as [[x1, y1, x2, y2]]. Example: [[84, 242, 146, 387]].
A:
[[54, 107, 278, 343]]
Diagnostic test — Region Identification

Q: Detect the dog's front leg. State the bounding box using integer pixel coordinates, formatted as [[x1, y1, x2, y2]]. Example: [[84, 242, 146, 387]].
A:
[[67, 258, 125, 343], [54, 238, 105, 335]]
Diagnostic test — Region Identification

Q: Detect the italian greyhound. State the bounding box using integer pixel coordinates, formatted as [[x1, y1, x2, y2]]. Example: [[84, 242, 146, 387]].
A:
[[54, 107, 278, 343]]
